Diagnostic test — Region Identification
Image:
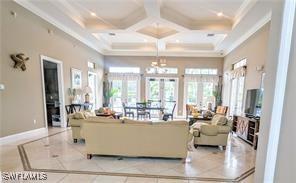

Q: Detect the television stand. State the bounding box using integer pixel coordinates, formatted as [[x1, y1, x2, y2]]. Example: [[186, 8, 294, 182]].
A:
[[232, 115, 260, 147]]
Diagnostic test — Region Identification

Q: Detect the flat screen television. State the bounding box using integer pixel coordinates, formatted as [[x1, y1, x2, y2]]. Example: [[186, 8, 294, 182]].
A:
[[244, 89, 263, 117]]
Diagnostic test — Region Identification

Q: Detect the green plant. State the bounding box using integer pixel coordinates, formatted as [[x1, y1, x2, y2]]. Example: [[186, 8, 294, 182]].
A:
[[68, 88, 76, 96], [103, 81, 119, 107]]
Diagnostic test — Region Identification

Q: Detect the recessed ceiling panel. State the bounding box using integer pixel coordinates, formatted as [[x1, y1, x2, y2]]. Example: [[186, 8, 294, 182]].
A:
[[70, 0, 143, 20], [162, 0, 245, 21]]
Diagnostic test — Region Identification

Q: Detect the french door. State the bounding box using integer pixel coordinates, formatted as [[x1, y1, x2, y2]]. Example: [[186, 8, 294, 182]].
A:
[[229, 76, 245, 116], [146, 77, 178, 116], [88, 72, 98, 109], [111, 79, 140, 112]]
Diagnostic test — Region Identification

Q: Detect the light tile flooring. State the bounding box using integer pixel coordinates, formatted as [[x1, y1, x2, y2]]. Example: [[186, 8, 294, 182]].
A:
[[0, 127, 255, 182]]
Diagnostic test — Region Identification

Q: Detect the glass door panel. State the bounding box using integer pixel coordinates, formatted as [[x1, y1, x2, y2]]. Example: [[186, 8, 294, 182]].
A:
[[111, 80, 123, 112], [147, 79, 161, 101], [88, 72, 97, 108], [186, 81, 198, 104], [202, 82, 215, 109], [127, 80, 138, 105], [163, 79, 177, 114]]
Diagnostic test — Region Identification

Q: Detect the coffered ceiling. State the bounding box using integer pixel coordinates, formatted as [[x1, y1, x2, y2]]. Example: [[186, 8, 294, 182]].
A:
[[15, 0, 273, 57]]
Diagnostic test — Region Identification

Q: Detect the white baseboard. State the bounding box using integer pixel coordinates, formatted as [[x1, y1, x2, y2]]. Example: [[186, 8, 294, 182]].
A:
[[0, 127, 47, 145]]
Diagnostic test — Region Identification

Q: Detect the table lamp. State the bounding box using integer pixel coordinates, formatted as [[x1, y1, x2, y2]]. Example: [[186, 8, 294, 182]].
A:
[[83, 86, 92, 103]]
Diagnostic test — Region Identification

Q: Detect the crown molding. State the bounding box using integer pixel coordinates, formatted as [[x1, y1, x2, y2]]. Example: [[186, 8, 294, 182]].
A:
[[233, 0, 259, 28], [103, 50, 223, 57], [224, 11, 271, 56], [14, 0, 104, 54]]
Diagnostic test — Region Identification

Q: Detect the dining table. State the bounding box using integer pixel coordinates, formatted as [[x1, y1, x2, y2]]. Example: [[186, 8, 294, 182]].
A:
[[124, 105, 165, 119]]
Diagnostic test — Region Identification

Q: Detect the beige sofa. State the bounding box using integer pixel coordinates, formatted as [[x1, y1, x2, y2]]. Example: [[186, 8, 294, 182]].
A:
[[69, 113, 189, 159], [191, 115, 232, 149], [68, 111, 97, 143], [82, 119, 189, 159]]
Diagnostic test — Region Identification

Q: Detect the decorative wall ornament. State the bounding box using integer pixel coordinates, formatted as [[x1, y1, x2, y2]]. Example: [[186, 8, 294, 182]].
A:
[[71, 68, 82, 89], [10, 53, 29, 71]]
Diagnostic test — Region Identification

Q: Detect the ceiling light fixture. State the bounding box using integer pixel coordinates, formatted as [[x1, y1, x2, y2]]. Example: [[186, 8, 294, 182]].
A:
[[217, 12, 223, 17], [90, 12, 96, 16], [144, 39, 147, 42], [109, 32, 116, 36], [176, 39, 180, 43], [146, 24, 167, 74]]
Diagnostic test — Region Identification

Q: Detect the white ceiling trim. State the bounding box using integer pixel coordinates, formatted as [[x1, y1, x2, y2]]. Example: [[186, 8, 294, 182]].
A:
[[14, 0, 104, 54], [224, 11, 271, 56], [233, 0, 259, 28], [103, 50, 223, 58]]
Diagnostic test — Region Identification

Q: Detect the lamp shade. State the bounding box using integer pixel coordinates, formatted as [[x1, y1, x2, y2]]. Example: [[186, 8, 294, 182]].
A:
[[83, 86, 92, 94]]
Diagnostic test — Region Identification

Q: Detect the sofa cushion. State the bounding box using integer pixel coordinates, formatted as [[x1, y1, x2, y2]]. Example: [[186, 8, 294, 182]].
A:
[[217, 125, 231, 134], [83, 110, 96, 118], [211, 115, 228, 126], [200, 125, 219, 136], [124, 119, 152, 124], [152, 120, 187, 126], [74, 112, 86, 119]]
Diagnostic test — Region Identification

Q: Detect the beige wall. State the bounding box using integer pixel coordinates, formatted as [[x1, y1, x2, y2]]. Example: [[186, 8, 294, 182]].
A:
[[104, 56, 224, 116], [0, 1, 104, 137], [222, 23, 270, 107], [274, 11, 296, 181]]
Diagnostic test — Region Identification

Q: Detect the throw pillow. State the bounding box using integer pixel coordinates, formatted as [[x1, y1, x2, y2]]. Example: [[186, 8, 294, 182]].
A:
[[73, 112, 86, 119], [211, 115, 228, 126], [83, 110, 95, 118]]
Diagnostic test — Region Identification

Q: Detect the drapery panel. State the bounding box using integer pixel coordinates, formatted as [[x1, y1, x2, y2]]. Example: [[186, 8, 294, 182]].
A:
[[107, 73, 141, 81], [229, 66, 246, 79], [184, 74, 219, 84]]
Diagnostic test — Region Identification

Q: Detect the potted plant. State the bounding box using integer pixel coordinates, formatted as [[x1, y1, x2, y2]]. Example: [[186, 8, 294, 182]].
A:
[[103, 81, 118, 107]]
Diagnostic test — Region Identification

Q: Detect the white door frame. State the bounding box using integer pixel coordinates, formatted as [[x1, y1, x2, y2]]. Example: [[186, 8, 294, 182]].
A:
[[88, 71, 98, 109], [40, 55, 66, 128]]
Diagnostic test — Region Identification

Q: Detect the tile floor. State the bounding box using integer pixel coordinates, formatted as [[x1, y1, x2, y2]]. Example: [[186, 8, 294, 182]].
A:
[[0, 127, 255, 182]]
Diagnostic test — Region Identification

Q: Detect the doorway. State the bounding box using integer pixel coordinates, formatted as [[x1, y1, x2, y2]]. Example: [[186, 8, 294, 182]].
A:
[[41, 55, 66, 128], [88, 71, 98, 109], [146, 77, 178, 117]]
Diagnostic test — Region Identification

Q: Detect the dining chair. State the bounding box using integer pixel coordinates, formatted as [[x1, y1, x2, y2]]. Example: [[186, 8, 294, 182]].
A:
[[163, 101, 176, 121], [136, 102, 150, 120], [65, 105, 72, 127], [122, 102, 134, 118]]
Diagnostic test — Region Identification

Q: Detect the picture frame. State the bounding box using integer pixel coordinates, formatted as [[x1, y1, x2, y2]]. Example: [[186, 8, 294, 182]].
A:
[[71, 68, 82, 89]]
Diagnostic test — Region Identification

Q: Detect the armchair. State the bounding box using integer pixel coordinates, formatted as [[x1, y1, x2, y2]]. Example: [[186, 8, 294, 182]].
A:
[[191, 115, 232, 149]]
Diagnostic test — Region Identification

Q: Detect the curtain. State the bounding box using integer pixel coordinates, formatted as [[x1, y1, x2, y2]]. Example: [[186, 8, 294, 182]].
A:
[[184, 74, 219, 84], [230, 66, 246, 79], [107, 73, 141, 81]]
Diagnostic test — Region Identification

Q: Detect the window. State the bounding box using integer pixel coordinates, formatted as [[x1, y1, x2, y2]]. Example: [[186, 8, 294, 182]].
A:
[[108, 67, 141, 111], [146, 67, 178, 74], [185, 68, 218, 75], [233, 59, 247, 69], [88, 62, 95, 69], [109, 67, 140, 73], [230, 59, 247, 115], [184, 82, 215, 110]]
